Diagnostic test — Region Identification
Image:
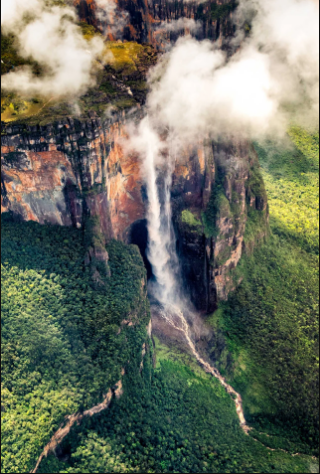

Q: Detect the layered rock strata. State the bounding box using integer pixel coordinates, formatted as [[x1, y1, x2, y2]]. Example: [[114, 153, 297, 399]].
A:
[[74, 0, 238, 47], [1, 112, 268, 311]]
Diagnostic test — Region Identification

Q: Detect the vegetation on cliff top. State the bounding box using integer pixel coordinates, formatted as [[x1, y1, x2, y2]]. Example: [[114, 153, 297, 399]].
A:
[[1, 26, 156, 124], [1, 215, 149, 473]]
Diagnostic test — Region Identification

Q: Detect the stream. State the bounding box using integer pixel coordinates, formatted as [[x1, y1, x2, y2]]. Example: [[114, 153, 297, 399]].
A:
[[157, 302, 250, 433]]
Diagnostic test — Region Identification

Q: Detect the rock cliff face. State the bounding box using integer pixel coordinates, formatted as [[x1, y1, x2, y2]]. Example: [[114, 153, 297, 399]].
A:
[[74, 0, 238, 47], [1, 112, 268, 312], [172, 140, 268, 310], [1, 113, 144, 240]]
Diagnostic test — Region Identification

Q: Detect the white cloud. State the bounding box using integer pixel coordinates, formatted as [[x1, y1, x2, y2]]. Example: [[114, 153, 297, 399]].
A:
[[1, 0, 105, 97], [156, 18, 202, 34], [1, 0, 41, 29], [95, 0, 128, 36], [145, 0, 319, 141]]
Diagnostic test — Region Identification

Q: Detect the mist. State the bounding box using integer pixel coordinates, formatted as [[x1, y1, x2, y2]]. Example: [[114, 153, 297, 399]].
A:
[[127, 0, 319, 305], [95, 0, 128, 37], [147, 0, 319, 142], [1, 0, 105, 97], [155, 18, 202, 35]]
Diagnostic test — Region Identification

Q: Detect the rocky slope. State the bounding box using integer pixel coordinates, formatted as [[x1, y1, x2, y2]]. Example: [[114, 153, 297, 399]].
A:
[[1, 112, 268, 311]]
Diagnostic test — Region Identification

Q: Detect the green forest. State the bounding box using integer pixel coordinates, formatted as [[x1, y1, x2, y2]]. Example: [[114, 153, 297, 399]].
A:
[[1, 218, 149, 473], [211, 127, 319, 454], [37, 351, 316, 474], [1, 128, 319, 474]]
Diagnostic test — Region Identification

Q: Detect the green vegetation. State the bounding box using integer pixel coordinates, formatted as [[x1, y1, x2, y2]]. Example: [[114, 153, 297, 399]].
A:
[[45, 0, 70, 5], [2, 22, 157, 124], [113, 97, 137, 110], [126, 80, 147, 91], [246, 164, 268, 203], [212, 128, 319, 455], [201, 163, 263, 240], [106, 42, 151, 75], [1, 34, 40, 76], [1, 95, 45, 121], [78, 21, 102, 41], [216, 236, 319, 452], [196, 1, 238, 22], [255, 127, 319, 253], [1, 39, 156, 124], [202, 169, 229, 238], [181, 210, 203, 230], [1, 214, 149, 473], [243, 206, 268, 248], [38, 337, 314, 473]]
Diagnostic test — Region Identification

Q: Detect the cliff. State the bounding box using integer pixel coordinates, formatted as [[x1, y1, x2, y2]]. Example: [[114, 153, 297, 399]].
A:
[[171, 137, 268, 309], [1, 112, 268, 311], [1, 1, 266, 309], [74, 0, 238, 47]]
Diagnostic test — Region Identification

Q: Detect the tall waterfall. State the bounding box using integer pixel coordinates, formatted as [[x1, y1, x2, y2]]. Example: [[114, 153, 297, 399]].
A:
[[141, 118, 179, 304], [137, 117, 249, 433]]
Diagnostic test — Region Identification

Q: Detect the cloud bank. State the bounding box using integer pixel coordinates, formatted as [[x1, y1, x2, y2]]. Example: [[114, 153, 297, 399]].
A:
[[1, 0, 105, 97], [146, 0, 319, 142]]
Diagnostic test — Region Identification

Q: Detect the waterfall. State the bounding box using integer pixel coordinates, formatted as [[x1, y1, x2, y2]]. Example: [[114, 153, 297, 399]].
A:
[[141, 118, 179, 304], [138, 117, 250, 433]]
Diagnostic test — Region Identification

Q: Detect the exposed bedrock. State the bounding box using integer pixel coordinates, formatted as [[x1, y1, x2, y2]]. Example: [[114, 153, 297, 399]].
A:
[[1, 111, 268, 311], [74, 0, 238, 48]]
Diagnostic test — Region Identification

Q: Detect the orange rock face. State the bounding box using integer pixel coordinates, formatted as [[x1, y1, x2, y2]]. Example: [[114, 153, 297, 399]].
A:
[[1, 115, 215, 239], [1, 114, 268, 311], [105, 121, 145, 239], [1, 149, 79, 225], [1, 116, 146, 239]]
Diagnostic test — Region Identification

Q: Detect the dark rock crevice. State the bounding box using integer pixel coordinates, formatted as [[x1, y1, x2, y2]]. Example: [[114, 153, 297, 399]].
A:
[[128, 219, 153, 280]]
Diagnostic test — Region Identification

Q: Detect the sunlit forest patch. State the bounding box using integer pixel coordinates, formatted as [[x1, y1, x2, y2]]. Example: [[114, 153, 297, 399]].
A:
[[39, 341, 315, 474], [1, 216, 149, 473], [255, 127, 319, 253], [214, 128, 319, 455]]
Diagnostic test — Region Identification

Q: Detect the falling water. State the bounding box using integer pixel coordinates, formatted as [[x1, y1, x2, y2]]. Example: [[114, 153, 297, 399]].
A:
[[141, 118, 250, 433], [141, 119, 179, 303]]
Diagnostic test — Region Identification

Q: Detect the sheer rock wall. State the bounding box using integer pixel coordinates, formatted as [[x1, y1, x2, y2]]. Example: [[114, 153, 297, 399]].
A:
[[1, 112, 268, 311], [74, 0, 238, 47]]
